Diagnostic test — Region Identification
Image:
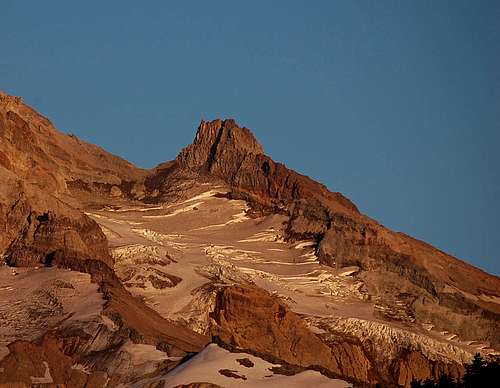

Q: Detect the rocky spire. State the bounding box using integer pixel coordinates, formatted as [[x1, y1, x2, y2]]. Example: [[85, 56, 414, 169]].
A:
[[176, 119, 264, 172], [173, 118, 359, 217]]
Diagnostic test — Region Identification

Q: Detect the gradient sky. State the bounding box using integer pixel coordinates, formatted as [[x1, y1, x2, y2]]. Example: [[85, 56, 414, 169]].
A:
[[1, 1, 499, 275]]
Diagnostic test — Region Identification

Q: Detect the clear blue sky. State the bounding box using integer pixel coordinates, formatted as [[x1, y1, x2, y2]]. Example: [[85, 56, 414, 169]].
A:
[[1, 1, 499, 275]]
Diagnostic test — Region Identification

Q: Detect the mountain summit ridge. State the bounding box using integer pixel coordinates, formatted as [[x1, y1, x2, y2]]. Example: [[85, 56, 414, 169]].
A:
[[0, 91, 499, 387], [177, 118, 265, 170], [175, 118, 359, 215]]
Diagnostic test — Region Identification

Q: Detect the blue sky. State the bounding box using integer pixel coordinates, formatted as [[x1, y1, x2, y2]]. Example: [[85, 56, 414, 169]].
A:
[[1, 1, 499, 274]]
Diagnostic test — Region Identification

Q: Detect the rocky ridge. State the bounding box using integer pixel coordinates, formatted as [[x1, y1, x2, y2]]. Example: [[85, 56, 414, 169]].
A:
[[1, 91, 499, 387], [170, 118, 500, 350], [0, 92, 209, 386]]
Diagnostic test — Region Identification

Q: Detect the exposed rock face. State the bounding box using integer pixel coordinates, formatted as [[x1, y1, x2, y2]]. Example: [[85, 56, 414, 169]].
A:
[[391, 350, 464, 388], [210, 285, 376, 385], [0, 331, 112, 387], [178, 119, 264, 171], [307, 315, 469, 387], [1, 91, 499, 387], [0, 168, 112, 268], [210, 285, 470, 387], [316, 211, 500, 348], [0, 91, 146, 205], [0, 91, 209, 386], [176, 119, 357, 215], [176, 119, 500, 350], [0, 92, 133, 269], [5, 199, 111, 268]]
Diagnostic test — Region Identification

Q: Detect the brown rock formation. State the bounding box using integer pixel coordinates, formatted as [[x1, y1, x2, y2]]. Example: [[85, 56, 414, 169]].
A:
[[391, 350, 464, 387], [210, 285, 376, 385], [210, 285, 468, 387], [0, 92, 209, 385], [1, 91, 499, 386], [0, 91, 136, 269], [0, 167, 112, 268], [174, 119, 500, 350], [176, 119, 357, 215], [0, 91, 146, 205], [0, 332, 109, 388]]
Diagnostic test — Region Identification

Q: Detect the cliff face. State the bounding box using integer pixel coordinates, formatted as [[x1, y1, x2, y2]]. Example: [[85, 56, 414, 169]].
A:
[[176, 119, 358, 215], [0, 92, 209, 386], [3, 190, 113, 268], [209, 285, 467, 387], [0, 93, 115, 268], [1, 92, 499, 387], [177, 119, 264, 171], [0, 92, 146, 203], [210, 285, 377, 385], [173, 119, 500, 350]]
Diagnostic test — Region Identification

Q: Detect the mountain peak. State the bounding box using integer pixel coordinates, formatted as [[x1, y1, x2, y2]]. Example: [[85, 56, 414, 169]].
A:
[[2, 93, 500, 387], [177, 118, 264, 171], [172, 118, 359, 215]]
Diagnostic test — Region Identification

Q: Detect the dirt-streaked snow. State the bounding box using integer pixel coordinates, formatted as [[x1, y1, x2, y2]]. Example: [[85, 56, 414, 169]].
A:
[[87, 187, 493, 372]]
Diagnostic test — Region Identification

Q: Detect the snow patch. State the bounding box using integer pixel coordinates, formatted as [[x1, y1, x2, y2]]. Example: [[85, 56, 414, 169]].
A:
[[133, 343, 350, 388]]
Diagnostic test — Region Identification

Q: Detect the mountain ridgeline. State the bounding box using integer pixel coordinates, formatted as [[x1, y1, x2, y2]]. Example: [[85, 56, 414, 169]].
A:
[[0, 91, 498, 387]]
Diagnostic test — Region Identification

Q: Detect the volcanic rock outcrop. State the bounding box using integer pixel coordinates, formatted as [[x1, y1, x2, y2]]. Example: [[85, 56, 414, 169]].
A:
[[176, 119, 358, 214], [0, 92, 146, 203], [0, 159, 112, 269], [168, 118, 500, 350], [0, 92, 209, 386], [1, 91, 499, 387], [210, 285, 376, 385], [0, 91, 135, 268]]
